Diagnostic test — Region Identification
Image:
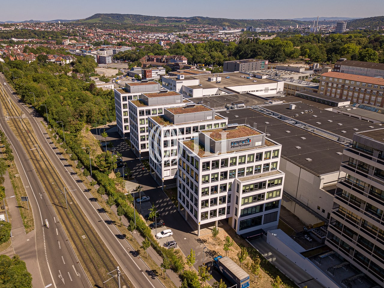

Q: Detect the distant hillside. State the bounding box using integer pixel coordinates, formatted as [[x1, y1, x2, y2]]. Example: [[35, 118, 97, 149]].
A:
[[78, 13, 306, 28], [294, 17, 357, 21], [347, 16, 384, 29]]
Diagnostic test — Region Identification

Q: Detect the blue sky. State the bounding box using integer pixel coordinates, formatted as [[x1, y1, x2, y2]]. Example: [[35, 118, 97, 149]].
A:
[[1, 0, 383, 22]]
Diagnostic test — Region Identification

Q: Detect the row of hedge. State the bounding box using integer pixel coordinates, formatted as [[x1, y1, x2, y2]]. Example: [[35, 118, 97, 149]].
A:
[[49, 125, 185, 273]]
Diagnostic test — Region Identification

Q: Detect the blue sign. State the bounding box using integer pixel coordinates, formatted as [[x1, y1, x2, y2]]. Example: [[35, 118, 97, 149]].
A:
[[231, 138, 251, 147]]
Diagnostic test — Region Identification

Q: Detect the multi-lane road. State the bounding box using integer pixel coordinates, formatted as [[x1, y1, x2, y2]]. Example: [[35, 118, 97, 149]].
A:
[[0, 73, 165, 288]]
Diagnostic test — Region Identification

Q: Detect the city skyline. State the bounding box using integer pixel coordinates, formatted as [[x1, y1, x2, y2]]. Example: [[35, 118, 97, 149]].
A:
[[0, 0, 383, 22]]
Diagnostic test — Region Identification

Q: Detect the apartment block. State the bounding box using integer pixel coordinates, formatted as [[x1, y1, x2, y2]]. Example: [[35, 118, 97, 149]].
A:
[[223, 59, 268, 73], [114, 81, 160, 137], [334, 60, 384, 78], [319, 72, 384, 107], [326, 129, 384, 285], [148, 104, 228, 186], [178, 124, 284, 236], [128, 91, 188, 157]]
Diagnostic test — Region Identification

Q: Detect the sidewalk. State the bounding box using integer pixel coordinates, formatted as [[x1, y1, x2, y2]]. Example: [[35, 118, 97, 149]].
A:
[[110, 204, 182, 287], [3, 171, 44, 288]]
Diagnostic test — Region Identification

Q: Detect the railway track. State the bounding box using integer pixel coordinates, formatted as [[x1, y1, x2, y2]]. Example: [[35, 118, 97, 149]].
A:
[[0, 87, 131, 288]]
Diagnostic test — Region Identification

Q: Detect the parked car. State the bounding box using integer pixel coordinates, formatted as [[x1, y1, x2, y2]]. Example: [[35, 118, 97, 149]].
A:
[[164, 241, 177, 249], [156, 229, 173, 239], [136, 196, 150, 203], [149, 219, 165, 229]]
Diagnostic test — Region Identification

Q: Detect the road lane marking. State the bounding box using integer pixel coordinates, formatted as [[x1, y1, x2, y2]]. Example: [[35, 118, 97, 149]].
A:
[[54, 217, 56, 223], [56, 228, 58, 235], [58, 241, 61, 249], [72, 265, 80, 276], [61, 256, 65, 264], [45, 284, 52, 288], [58, 270, 65, 284], [68, 272, 73, 282], [141, 272, 155, 288]]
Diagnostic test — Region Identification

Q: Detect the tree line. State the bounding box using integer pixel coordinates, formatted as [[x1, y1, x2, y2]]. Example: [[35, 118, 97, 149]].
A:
[[114, 32, 384, 65]]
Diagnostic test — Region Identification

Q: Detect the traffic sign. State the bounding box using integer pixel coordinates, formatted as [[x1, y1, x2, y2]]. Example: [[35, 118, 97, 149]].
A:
[[21, 196, 28, 202]]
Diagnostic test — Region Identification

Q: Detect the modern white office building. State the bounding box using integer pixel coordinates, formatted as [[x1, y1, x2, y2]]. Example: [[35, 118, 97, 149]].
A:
[[177, 124, 284, 236], [161, 72, 284, 98], [114, 81, 160, 137], [128, 90, 189, 157], [326, 128, 384, 285], [148, 104, 228, 187]]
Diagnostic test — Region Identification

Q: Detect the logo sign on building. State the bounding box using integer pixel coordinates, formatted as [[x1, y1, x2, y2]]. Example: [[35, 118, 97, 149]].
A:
[[231, 138, 251, 148]]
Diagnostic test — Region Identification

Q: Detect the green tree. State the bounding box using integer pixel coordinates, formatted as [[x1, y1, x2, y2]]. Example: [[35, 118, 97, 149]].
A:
[[94, 151, 117, 174], [186, 249, 196, 267], [0, 158, 7, 177], [251, 256, 261, 282], [198, 265, 212, 283], [223, 236, 234, 257], [101, 130, 108, 151], [141, 237, 151, 256], [358, 48, 379, 62], [148, 204, 158, 221], [340, 43, 360, 56], [128, 221, 136, 232], [272, 275, 283, 288], [0, 221, 11, 244], [0, 186, 5, 203], [181, 270, 201, 288], [0, 255, 32, 288], [211, 226, 219, 238], [213, 279, 227, 288], [237, 246, 248, 268]]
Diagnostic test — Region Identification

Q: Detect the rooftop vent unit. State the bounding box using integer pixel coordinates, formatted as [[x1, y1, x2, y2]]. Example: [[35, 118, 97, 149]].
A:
[[353, 128, 359, 131], [338, 123, 343, 126], [265, 122, 270, 124], [301, 137, 306, 140], [177, 74, 185, 80], [316, 122, 322, 125], [185, 103, 196, 108], [341, 130, 347, 133], [328, 120, 333, 122], [369, 126, 375, 128], [337, 152, 343, 155], [313, 115, 317, 117], [266, 133, 271, 136], [306, 158, 312, 162], [296, 146, 301, 149], [289, 104, 296, 110], [286, 130, 291, 133]]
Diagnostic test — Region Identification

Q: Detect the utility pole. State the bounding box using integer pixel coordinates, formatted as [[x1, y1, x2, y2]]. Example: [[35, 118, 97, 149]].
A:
[[64, 187, 68, 209], [103, 266, 121, 288]]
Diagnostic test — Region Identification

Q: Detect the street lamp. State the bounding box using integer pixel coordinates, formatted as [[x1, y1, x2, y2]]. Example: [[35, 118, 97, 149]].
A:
[[56, 121, 65, 143], [82, 147, 92, 177]]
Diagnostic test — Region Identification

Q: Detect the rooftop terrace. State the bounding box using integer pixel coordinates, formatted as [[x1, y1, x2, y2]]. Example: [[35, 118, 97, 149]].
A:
[[128, 81, 158, 86], [143, 91, 181, 98], [203, 125, 260, 141], [167, 105, 211, 115]]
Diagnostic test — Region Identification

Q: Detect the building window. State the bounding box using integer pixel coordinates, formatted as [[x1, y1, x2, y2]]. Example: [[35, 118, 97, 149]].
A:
[[255, 153, 263, 161], [254, 165, 261, 174], [268, 178, 282, 187], [229, 170, 236, 179], [247, 154, 254, 163], [210, 209, 217, 218], [239, 215, 262, 231], [202, 188, 209, 196], [202, 175, 209, 183], [221, 158, 228, 168], [242, 194, 264, 205], [152, 108, 157, 115], [200, 125, 206, 130], [210, 198, 218, 206], [264, 151, 271, 160], [237, 168, 245, 177], [238, 156, 246, 164], [266, 189, 281, 199], [202, 162, 210, 171], [265, 200, 280, 211], [220, 171, 228, 180], [271, 162, 278, 171], [212, 160, 219, 169], [211, 186, 218, 195], [263, 163, 270, 172], [201, 211, 208, 220], [241, 204, 263, 217], [219, 195, 226, 204], [246, 167, 253, 176], [230, 157, 237, 166], [219, 208, 226, 216], [211, 173, 219, 182], [158, 108, 163, 114], [272, 150, 279, 158]]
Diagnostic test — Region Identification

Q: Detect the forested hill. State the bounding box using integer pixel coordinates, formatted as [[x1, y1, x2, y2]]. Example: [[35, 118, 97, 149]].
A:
[[79, 13, 306, 28], [348, 16, 384, 29]]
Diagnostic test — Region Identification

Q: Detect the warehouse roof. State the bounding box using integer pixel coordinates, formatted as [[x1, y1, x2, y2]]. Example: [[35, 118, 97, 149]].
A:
[[322, 72, 384, 86]]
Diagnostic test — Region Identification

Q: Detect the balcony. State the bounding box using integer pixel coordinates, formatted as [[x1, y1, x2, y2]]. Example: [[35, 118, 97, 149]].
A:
[[337, 178, 366, 198]]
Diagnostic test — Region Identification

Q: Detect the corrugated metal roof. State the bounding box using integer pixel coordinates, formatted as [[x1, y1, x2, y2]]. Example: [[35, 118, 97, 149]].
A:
[[218, 257, 249, 280]]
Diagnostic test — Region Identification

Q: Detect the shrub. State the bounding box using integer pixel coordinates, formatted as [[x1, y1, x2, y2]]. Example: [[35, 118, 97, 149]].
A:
[[70, 153, 78, 161], [83, 169, 90, 177], [180, 270, 201, 288], [0, 221, 11, 244], [97, 185, 105, 195]]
